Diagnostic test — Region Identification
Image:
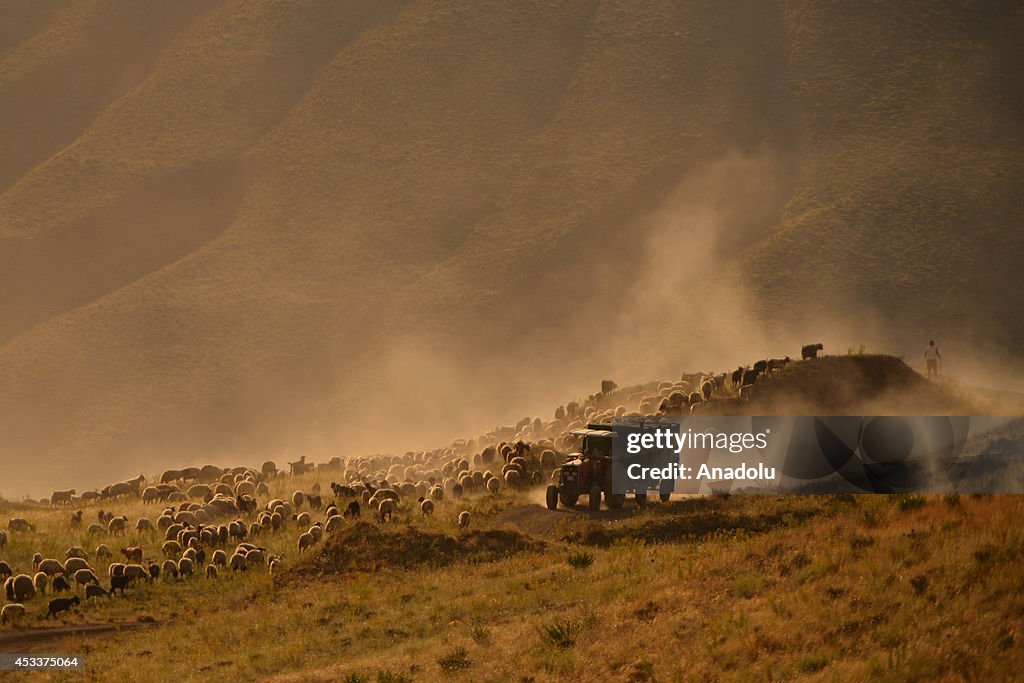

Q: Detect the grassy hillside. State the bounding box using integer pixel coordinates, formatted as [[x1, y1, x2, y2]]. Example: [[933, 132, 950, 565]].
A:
[[0, 1, 1021, 496]]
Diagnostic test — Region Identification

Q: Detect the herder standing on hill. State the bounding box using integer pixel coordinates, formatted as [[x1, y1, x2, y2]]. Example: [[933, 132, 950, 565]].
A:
[[924, 340, 942, 379]]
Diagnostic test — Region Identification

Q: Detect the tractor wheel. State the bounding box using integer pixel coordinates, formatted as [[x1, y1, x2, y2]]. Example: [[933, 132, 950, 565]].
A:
[[605, 491, 626, 509], [588, 486, 602, 511], [545, 485, 558, 510], [635, 492, 648, 508], [559, 484, 578, 508]]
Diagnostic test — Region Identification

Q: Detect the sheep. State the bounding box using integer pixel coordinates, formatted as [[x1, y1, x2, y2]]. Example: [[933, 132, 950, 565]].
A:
[[730, 366, 745, 386], [73, 569, 100, 590], [33, 571, 48, 595], [51, 575, 71, 593], [46, 596, 80, 619], [211, 550, 228, 567], [70, 511, 83, 529], [457, 511, 471, 528], [9, 574, 36, 601], [739, 384, 755, 401], [245, 548, 267, 566], [1, 603, 25, 625], [64, 546, 88, 561], [688, 392, 703, 406], [95, 544, 112, 561], [177, 557, 195, 578], [135, 518, 155, 533], [122, 564, 148, 582], [7, 518, 35, 533], [64, 558, 91, 574], [148, 563, 161, 581], [37, 559, 64, 576], [378, 499, 396, 523], [294, 512, 311, 528], [107, 516, 129, 536], [110, 575, 131, 595], [107, 563, 125, 579], [162, 540, 183, 558], [206, 564, 219, 579], [160, 560, 178, 580], [268, 556, 281, 575], [120, 546, 143, 564], [0, 561, 11, 580], [700, 380, 714, 401], [753, 359, 768, 375], [229, 553, 247, 572], [50, 489, 76, 506], [297, 533, 315, 553], [308, 526, 323, 543], [504, 470, 522, 489], [291, 491, 305, 509], [741, 369, 759, 386], [601, 379, 618, 394], [801, 343, 824, 360], [324, 515, 344, 533], [85, 584, 109, 600], [486, 477, 500, 494], [767, 356, 791, 372], [420, 498, 435, 517]]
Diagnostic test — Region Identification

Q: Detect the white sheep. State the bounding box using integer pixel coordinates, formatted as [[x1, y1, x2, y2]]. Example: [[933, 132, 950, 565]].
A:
[[458, 511, 471, 528], [324, 515, 344, 533], [64, 558, 91, 574], [161, 559, 178, 580], [211, 550, 228, 567], [73, 569, 99, 589], [161, 540, 182, 558], [64, 546, 88, 560], [378, 499, 396, 523], [107, 516, 128, 536], [36, 559, 64, 576], [228, 553, 247, 572], [297, 532, 315, 553], [177, 557, 195, 578], [33, 571, 48, 595], [420, 499, 435, 517], [1, 603, 26, 625], [135, 518, 155, 533], [486, 478, 501, 494], [205, 564, 219, 579], [122, 564, 148, 582]]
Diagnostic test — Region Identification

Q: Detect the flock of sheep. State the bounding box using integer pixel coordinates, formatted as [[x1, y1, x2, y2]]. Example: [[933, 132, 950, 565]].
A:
[[1, 344, 824, 628]]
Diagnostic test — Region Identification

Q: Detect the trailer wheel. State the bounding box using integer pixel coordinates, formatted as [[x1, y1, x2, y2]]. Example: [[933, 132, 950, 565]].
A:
[[545, 485, 558, 510], [588, 486, 602, 511], [659, 492, 671, 503], [635, 492, 648, 508], [605, 490, 625, 509]]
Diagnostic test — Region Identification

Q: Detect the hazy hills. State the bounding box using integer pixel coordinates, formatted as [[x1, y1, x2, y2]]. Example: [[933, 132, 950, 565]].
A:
[[0, 1, 1021, 496]]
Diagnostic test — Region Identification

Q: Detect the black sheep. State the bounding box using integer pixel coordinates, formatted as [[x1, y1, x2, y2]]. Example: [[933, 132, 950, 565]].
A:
[[110, 575, 131, 595], [730, 367, 744, 386], [344, 500, 361, 519], [85, 585, 108, 600], [51, 575, 71, 593], [47, 596, 80, 619], [742, 369, 759, 386], [753, 359, 768, 375], [801, 343, 824, 360]]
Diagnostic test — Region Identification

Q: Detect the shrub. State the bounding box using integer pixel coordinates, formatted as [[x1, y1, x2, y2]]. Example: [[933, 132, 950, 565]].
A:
[[470, 624, 490, 643], [567, 551, 594, 569], [437, 647, 471, 673], [944, 493, 960, 507], [897, 495, 926, 512], [538, 619, 583, 649]]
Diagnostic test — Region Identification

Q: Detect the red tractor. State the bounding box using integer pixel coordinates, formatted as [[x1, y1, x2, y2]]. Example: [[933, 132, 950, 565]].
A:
[[546, 423, 675, 511], [546, 427, 622, 511]]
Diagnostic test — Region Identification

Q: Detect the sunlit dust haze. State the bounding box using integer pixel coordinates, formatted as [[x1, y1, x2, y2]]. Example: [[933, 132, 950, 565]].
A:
[[0, 1, 1022, 497]]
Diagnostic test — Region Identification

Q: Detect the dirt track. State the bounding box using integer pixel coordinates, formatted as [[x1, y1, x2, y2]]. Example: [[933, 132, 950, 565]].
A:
[[0, 620, 160, 653]]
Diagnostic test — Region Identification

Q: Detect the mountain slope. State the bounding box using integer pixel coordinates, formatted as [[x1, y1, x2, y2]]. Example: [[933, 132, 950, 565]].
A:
[[0, 1, 1020, 496]]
